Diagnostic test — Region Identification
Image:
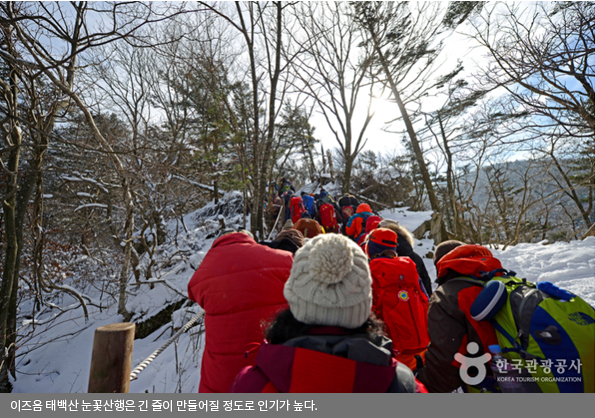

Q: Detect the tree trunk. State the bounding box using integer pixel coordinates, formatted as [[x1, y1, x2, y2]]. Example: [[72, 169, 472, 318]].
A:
[[327, 149, 335, 183], [550, 150, 592, 230], [6, 129, 49, 379], [249, 2, 283, 240], [372, 42, 440, 213], [343, 153, 354, 195], [0, 59, 21, 391], [118, 182, 135, 319], [369, 33, 447, 242], [438, 113, 462, 239], [0, 125, 21, 393]]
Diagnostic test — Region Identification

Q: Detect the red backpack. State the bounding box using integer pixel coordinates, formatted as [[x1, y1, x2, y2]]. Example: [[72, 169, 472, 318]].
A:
[[369, 257, 430, 354], [290, 196, 305, 223], [318, 203, 339, 233]]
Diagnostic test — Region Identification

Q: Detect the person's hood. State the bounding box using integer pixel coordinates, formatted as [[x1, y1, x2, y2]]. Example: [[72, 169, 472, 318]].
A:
[[260, 238, 299, 255], [436, 244, 503, 282], [212, 232, 255, 248], [253, 331, 397, 393], [396, 233, 414, 257], [356, 203, 372, 213]]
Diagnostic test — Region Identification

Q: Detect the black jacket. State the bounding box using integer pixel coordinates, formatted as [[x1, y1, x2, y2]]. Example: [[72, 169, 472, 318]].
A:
[[396, 234, 433, 295], [259, 238, 300, 255]]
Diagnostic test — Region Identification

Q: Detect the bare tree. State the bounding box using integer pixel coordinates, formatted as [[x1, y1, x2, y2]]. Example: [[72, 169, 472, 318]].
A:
[[290, 2, 375, 194], [349, 2, 483, 243], [470, 2, 595, 230], [198, 2, 297, 238], [0, 1, 191, 391]]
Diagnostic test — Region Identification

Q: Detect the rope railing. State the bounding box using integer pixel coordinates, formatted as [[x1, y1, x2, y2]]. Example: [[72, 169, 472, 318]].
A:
[[129, 310, 205, 381]]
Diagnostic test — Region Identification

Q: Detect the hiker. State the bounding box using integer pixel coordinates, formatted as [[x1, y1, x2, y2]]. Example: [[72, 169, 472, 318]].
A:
[[187, 230, 293, 393], [282, 218, 294, 230], [356, 215, 382, 248], [378, 219, 433, 295], [415, 241, 502, 393], [268, 194, 283, 225], [260, 229, 305, 255], [418, 241, 595, 393], [364, 228, 430, 371], [315, 191, 343, 233], [338, 193, 360, 232], [345, 203, 374, 241], [301, 191, 317, 218], [229, 234, 427, 393], [277, 177, 295, 197], [338, 193, 360, 210], [278, 178, 295, 223], [289, 195, 306, 223], [293, 217, 324, 239]]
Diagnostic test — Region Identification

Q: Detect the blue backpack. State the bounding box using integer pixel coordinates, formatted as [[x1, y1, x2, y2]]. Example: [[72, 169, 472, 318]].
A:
[[302, 195, 316, 217]]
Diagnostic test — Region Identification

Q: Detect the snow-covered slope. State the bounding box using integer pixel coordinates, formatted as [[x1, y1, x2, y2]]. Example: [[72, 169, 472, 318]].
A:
[[494, 238, 595, 307], [10, 199, 594, 393]]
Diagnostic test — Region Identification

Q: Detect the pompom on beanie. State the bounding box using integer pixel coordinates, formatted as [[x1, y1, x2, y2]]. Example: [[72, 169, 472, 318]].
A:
[[284, 234, 372, 329]]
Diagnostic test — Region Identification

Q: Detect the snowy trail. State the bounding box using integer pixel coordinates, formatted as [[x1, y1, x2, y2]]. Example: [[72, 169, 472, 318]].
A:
[[11, 203, 595, 393]]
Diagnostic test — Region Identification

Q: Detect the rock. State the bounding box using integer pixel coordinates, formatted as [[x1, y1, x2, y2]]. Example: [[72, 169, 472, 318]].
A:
[[581, 223, 595, 240]]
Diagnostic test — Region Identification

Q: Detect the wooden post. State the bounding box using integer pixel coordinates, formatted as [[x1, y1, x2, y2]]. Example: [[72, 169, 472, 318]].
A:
[[88, 322, 135, 393]]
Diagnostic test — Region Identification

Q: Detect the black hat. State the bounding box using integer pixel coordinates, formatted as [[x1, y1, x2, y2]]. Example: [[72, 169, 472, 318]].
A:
[[433, 240, 465, 266]]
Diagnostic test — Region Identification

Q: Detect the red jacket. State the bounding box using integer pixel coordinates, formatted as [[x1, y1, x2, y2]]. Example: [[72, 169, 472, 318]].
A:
[[187, 233, 293, 393], [229, 329, 427, 393]]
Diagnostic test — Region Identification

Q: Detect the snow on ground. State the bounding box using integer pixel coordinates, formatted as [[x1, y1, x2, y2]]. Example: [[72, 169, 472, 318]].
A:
[[10, 200, 595, 393], [493, 238, 595, 307], [379, 207, 438, 291], [378, 207, 433, 234]]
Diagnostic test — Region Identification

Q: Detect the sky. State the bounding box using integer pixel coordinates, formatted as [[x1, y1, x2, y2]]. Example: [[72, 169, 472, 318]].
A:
[[310, 4, 483, 159]]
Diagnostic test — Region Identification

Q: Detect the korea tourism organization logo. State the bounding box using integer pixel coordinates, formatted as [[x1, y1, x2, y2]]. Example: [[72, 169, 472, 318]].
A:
[[454, 342, 492, 386], [453, 342, 584, 387]]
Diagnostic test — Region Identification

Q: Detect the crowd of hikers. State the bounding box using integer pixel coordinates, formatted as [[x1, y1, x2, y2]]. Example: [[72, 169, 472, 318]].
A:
[[187, 179, 595, 393]]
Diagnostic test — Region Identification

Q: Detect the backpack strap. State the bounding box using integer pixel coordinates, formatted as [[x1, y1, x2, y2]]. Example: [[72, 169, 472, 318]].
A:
[[387, 362, 417, 393], [488, 319, 542, 360], [477, 268, 516, 281], [448, 277, 486, 286]]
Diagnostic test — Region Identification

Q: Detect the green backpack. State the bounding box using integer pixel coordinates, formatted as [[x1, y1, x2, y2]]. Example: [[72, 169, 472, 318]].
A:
[[466, 269, 595, 393]]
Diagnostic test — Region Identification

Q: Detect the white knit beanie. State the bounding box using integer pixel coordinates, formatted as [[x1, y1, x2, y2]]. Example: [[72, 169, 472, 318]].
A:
[[283, 233, 372, 329]]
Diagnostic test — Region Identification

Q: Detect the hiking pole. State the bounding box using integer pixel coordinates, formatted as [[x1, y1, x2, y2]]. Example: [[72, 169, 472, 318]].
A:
[[267, 203, 283, 241], [129, 310, 205, 381]]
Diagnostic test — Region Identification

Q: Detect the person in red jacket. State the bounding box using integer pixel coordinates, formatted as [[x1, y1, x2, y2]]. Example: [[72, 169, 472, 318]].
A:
[[364, 228, 430, 372], [229, 234, 427, 393], [187, 230, 294, 393], [345, 203, 374, 241], [378, 219, 434, 296]]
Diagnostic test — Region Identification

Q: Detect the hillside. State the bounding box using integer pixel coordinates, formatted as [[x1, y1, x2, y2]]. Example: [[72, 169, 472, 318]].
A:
[[9, 194, 595, 393]]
